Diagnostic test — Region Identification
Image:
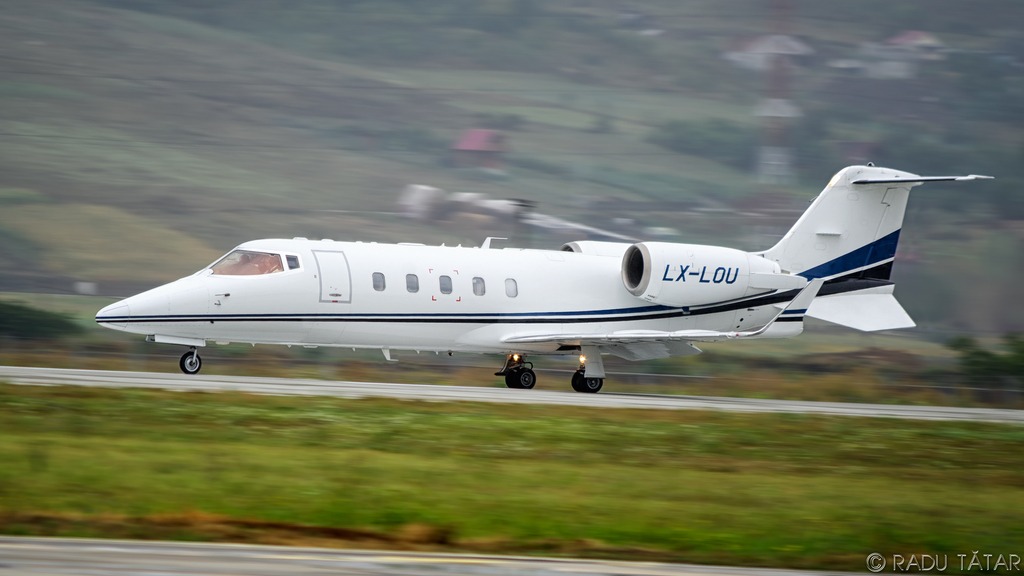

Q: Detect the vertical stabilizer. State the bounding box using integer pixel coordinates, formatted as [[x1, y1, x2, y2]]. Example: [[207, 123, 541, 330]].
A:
[[760, 165, 918, 281], [759, 165, 991, 332]]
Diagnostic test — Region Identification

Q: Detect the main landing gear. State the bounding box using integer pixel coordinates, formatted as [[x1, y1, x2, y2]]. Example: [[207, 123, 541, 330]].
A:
[[571, 370, 603, 393], [573, 348, 602, 391], [498, 353, 604, 393], [179, 348, 202, 375], [496, 354, 536, 389]]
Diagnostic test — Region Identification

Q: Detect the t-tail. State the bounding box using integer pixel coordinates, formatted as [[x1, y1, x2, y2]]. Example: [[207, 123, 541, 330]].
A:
[[758, 165, 992, 331]]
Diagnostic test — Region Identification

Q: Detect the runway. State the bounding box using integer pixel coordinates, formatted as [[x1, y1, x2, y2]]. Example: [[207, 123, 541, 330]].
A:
[[1, 366, 1021, 423], [0, 536, 854, 576]]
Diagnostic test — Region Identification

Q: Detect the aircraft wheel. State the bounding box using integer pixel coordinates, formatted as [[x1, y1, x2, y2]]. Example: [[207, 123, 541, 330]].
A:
[[570, 369, 584, 391], [571, 369, 602, 393], [505, 367, 537, 389], [516, 367, 537, 389], [179, 350, 202, 375], [504, 367, 522, 388]]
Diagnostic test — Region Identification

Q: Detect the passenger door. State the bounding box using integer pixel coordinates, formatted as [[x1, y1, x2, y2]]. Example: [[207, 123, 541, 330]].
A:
[[307, 250, 351, 344], [313, 250, 352, 303]]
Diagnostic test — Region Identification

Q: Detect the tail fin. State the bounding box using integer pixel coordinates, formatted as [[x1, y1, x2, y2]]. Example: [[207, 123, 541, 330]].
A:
[[760, 165, 992, 280], [760, 165, 991, 332]]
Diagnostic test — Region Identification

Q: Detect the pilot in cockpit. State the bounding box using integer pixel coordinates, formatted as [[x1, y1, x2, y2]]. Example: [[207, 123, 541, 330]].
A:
[[211, 251, 284, 276]]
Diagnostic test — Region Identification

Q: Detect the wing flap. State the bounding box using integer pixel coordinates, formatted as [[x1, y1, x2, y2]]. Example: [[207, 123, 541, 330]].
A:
[[604, 342, 702, 361], [502, 329, 731, 345]]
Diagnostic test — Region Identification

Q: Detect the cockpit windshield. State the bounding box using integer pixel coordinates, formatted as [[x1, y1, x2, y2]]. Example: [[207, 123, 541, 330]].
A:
[[211, 250, 285, 276]]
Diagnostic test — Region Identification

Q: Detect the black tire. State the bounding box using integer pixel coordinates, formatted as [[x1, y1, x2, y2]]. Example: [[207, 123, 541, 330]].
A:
[[505, 367, 523, 388], [506, 367, 536, 389], [571, 369, 603, 393], [570, 369, 585, 392], [581, 377, 603, 393], [179, 351, 202, 375], [515, 368, 536, 389]]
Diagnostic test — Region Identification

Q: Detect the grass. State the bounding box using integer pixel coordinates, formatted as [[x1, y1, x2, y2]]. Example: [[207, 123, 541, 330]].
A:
[[0, 188, 49, 204], [0, 293, 119, 321], [0, 120, 289, 197], [0, 205, 222, 283], [0, 384, 1022, 569], [381, 67, 758, 125], [0, 82, 87, 101]]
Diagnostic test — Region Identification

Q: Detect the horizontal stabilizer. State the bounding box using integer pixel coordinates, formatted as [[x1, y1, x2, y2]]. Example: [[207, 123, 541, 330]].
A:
[[852, 175, 993, 185], [805, 293, 915, 331]]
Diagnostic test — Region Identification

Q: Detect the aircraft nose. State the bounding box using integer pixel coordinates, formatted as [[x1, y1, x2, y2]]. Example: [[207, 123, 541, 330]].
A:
[[96, 301, 130, 330]]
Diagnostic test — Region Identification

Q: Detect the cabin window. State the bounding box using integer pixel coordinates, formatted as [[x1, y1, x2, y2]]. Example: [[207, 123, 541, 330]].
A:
[[406, 274, 419, 293], [286, 255, 300, 270], [439, 275, 452, 294], [211, 250, 285, 276], [472, 277, 485, 296], [372, 272, 386, 291], [505, 278, 518, 298]]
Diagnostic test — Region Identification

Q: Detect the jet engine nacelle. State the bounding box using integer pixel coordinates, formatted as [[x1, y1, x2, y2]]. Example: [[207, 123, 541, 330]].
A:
[[621, 242, 787, 307]]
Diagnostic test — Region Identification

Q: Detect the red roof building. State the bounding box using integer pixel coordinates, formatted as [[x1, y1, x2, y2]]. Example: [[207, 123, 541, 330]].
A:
[[452, 129, 508, 169], [884, 31, 946, 60]]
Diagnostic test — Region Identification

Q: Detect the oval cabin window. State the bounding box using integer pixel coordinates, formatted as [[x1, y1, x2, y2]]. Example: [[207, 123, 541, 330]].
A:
[[472, 277, 485, 296], [372, 272, 386, 292], [406, 274, 419, 293], [439, 275, 452, 295], [505, 278, 518, 298]]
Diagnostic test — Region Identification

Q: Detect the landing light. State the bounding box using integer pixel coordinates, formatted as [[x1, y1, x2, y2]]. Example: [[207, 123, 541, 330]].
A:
[[513, 354, 520, 361], [579, 355, 587, 363]]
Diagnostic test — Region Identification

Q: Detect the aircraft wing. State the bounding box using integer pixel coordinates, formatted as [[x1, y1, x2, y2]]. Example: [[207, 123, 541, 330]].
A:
[[504, 329, 736, 345], [504, 278, 825, 346]]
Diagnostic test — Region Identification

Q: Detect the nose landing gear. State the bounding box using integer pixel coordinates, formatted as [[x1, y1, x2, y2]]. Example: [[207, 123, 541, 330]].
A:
[[496, 354, 536, 389], [179, 348, 202, 375]]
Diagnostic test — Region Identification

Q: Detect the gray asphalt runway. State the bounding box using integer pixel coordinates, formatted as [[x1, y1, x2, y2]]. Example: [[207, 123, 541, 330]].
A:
[[1, 366, 1021, 423], [0, 536, 855, 576]]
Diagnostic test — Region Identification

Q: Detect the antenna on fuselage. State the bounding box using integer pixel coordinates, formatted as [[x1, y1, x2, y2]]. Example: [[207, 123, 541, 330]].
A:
[[480, 237, 508, 249]]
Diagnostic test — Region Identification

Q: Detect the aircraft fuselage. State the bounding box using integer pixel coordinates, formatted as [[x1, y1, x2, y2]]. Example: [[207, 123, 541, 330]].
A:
[[96, 239, 785, 355]]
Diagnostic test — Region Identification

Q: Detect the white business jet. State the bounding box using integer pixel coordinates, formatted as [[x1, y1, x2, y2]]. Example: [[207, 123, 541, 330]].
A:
[[97, 165, 990, 392]]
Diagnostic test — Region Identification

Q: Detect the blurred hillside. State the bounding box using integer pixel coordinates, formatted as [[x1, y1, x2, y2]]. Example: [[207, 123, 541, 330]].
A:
[[1, 0, 1023, 333]]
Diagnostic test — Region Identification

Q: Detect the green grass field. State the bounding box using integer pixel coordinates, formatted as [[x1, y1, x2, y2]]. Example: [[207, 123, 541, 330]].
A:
[[0, 205, 222, 284], [0, 384, 1021, 569]]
